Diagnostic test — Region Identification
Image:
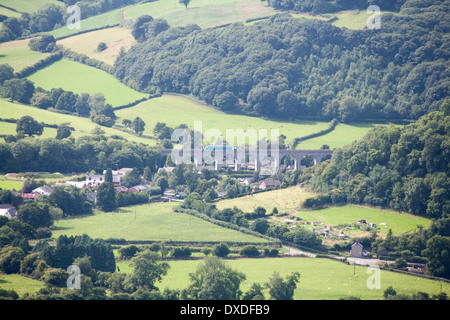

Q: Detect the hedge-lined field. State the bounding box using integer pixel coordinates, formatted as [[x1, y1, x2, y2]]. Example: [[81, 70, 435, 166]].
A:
[[116, 257, 450, 300], [52, 202, 268, 243], [26, 59, 148, 107], [116, 94, 330, 145]]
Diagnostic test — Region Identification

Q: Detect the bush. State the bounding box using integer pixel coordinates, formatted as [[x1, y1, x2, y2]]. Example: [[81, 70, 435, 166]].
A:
[[171, 247, 192, 258], [239, 245, 260, 257], [97, 42, 108, 52], [212, 243, 230, 257]]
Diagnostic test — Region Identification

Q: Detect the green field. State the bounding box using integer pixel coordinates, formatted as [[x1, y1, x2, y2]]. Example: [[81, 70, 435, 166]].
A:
[[117, 94, 330, 145], [297, 205, 431, 236], [27, 59, 148, 107], [125, 0, 276, 29], [0, 0, 63, 14], [0, 179, 23, 191], [0, 273, 44, 297], [52, 202, 268, 243], [57, 27, 137, 66], [331, 9, 396, 30], [116, 257, 449, 300], [0, 6, 21, 18], [216, 186, 318, 213], [0, 39, 51, 73], [49, 7, 125, 39], [296, 123, 396, 150], [0, 99, 156, 145]]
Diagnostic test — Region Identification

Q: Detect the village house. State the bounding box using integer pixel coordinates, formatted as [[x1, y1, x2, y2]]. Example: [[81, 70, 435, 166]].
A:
[[129, 184, 150, 192], [114, 186, 129, 193], [0, 204, 17, 219], [64, 181, 88, 189], [20, 193, 40, 202], [85, 174, 105, 188], [350, 241, 363, 258], [32, 185, 54, 196], [257, 179, 281, 190], [175, 191, 187, 200]]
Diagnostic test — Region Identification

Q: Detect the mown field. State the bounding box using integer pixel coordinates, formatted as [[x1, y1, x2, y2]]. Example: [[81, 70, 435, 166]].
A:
[[0, 273, 44, 297], [116, 94, 331, 145], [49, 7, 126, 39], [0, 99, 156, 145], [216, 185, 317, 213], [52, 202, 268, 243], [0, 39, 51, 73], [331, 9, 397, 30], [125, 0, 276, 29], [116, 257, 449, 300], [0, 179, 23, 191], [26, 59, 148, 107], [0, 0, 63, 14], [296, 123, 398, 150], [296, 205, 431, 236], [57, 27, 137, 66]]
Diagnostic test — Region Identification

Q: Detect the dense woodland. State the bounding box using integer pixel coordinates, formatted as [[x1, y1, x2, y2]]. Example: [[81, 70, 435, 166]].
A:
[[0, 0, 155, 43], [115, 0, 449, 121], [306, 100, 450, 219], [267, 0, 406, 13], [0, 134, 163, 174]]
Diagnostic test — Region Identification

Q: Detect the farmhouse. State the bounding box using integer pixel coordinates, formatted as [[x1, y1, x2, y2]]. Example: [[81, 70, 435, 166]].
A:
[[114, 186, 129, 193], [0, 204, 17, 219], [350, 241, 363, 258], [86, 174, 105, 188], [175, 191, 187, 199], [129, 184, 150, 192], [32, 185, 54, 196], [20, 193, 40, 202], [257, 179, 281, 190], [64, 181, 88, 189]]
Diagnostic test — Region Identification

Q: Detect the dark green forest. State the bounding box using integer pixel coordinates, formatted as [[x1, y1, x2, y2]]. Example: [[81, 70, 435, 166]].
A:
[[267, 0, 406, 13], [305, 100, 450, 219], [114, 0, 449, 121]]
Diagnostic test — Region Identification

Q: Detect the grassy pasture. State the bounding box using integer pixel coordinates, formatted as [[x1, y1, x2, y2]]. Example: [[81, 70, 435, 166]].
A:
[[49, 7, 125, 39], [116, 257, 449, 300], [216, 185, 317, 213], [57, 27, 137, 66], [125, 0, 276, 29], [296, 205, 431, 236], [0, 99, 156, 145], [331, 9, 396, 30], [0, 39, 51, 73], [0, 0, 63, 14], [295, 123, 396, 150], [116, 94, 330, 145], [0, 6, 21, 18], [52, 202, 268, 243], [0, 179, 23, 191], [0, 273, 44, 297], [26, 59, 148, 107]]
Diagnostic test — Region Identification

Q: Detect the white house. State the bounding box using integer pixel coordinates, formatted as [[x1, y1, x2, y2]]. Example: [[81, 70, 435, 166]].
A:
[[85, 174, 105, 188], [32, 185, 54, 196], [0, 204, 17, 219]]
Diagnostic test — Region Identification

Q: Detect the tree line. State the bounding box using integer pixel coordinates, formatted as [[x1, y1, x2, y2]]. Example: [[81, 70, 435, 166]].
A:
[[115, 0, 448, 122], [0, 0, 155, 43], [0, 133, 163, 174], [267, 0, 406, 13]]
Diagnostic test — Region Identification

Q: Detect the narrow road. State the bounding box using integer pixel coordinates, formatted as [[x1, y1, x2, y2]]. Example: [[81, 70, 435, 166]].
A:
[[283, 246, 316, 258]]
